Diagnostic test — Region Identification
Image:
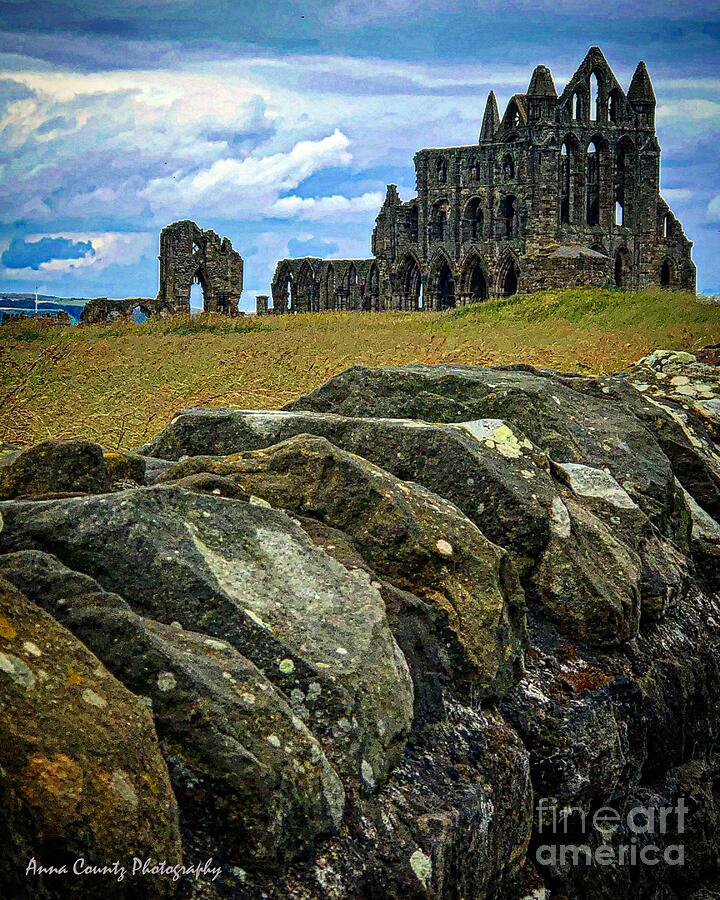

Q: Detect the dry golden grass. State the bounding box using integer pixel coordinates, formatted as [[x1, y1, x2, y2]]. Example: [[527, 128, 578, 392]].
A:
[[2, 287, 719, 452]]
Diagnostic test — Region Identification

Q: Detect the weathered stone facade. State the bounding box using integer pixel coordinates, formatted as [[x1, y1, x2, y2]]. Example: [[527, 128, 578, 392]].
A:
[[80, 296, 172, 324], [269, 47, 695, 314], [157, 220, 243, 314], [269, 258, 380, 314]]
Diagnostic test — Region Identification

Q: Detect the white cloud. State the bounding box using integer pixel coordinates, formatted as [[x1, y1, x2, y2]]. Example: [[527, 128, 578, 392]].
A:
[[270, 191, 383, 220], [656, 99, 720, 121], [140, 130, 352, 221], [3, 231, 153, 278]]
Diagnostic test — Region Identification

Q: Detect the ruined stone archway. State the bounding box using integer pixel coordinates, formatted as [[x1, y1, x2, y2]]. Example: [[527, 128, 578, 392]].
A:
[[271, 262, 294, 313], [428, 253, 456, 310], [497, 254, 520, 297], [398, 253, 423, 311], [157, 220, 243, 315], [294, 260, 320, 313], [364, 263, 380, 311], [460, 252, 489, 303]]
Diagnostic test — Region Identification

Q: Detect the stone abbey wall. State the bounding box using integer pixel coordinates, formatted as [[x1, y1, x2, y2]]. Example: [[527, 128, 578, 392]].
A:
[[268, 46, 695, 314], [270, 258, 380, 314], [80, 222, 245, 323], [157, 220, 243, 315]]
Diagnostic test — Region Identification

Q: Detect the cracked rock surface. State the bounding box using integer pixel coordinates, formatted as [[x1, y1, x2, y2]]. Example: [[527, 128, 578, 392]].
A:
[[1, 352, 720, 899]]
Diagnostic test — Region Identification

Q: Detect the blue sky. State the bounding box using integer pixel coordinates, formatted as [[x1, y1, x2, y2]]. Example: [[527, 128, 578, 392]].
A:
[[0, 0, 719, 307]]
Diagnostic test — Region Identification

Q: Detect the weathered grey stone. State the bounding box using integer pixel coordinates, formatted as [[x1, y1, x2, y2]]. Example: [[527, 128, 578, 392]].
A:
[[554, 461, 638, 509], [293, 515, 467, 724], [232, 706, 534, 900], [0, 577, 181, 899], [285, 363, 690, 548], [158, 433, 527, 697], [66, 606, 345, 871], [0, 487, 414, 791], [503, 581, 720, 898], [0, 550, 344, 870], [0, 439, 111, 499], [141, 409, 647, 645], [535, 496, 642, 644]]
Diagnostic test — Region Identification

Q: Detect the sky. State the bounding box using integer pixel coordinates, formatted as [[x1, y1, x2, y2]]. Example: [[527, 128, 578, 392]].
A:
[[0, 0, 719, 308]]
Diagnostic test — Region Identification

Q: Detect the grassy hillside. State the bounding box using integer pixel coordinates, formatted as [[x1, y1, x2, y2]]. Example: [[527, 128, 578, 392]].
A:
[[1, 287, 719, 452]]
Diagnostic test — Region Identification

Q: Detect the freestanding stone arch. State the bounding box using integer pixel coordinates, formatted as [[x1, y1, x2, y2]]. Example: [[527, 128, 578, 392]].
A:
[[157, 220, 243, 315]]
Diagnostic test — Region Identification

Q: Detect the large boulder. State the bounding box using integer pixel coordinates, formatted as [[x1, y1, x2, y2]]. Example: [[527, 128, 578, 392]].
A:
[[0, 550, 344, 872], [0, 577, 181, 899], [140, 410, 646, 646], [158, 433, 527, 697], [0, 439, 144, 500], [607, 351, 720, 523], [0, 439, 111, 499], [284, 363, 690, 547], [220, 706, 534, 900], [502, 579, 720, 899], [0, 487, 414, 792]]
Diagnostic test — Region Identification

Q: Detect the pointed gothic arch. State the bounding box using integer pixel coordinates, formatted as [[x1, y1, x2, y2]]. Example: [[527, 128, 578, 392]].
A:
[[294, 260, 319, 313], [497, 253, 520, 297], [460, 251, 489, 303], [430, 199, 450, 243], [499, 194, 519, 239], [428, 251, 456, 311], [398, 253, 423, 311], [589, 71, 601, 122], [272, 261, 294, 313], [323, 263, 337, 310], [462, 197, 485, 242], [365, 262, 380, 311], [614, 136, 635, 228], [586, 138, 605, 226]]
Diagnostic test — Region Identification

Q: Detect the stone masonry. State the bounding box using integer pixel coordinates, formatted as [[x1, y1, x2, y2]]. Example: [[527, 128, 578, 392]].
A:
[[268, 47, 695, 314], [157, 220, 243, 314]]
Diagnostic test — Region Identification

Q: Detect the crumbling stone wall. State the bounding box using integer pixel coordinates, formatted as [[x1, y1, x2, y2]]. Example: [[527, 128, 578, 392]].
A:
[[271, 47, 695, 313], [80, 297, 173, 324], [157, 220, 243, 314], [271, 258, 379, 313]]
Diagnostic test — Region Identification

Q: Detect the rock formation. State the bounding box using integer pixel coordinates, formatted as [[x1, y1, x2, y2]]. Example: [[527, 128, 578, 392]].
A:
[[1, 350, 719, 898]]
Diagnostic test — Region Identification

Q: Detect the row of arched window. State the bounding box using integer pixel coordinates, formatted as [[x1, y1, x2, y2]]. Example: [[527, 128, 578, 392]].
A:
[[429, 195, 518, 243], [433, 154, 515, 185], [273, 262, 380, 313], [398, 251, 519, 310], [569, 74, 623, 124], [559, 136, 635, 227]]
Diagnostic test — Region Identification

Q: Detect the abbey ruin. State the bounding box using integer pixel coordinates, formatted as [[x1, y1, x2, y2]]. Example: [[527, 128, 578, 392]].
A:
[[268, 46, 695, 314], [76, 47, 696, 326], [81, 221, 244, 323]]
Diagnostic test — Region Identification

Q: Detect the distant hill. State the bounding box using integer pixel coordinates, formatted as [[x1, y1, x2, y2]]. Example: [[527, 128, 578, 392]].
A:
[[0, 293, 89, 324]]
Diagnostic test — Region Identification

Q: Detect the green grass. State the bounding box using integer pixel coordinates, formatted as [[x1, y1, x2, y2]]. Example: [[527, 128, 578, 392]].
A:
[[1, 288, 719, 452]]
